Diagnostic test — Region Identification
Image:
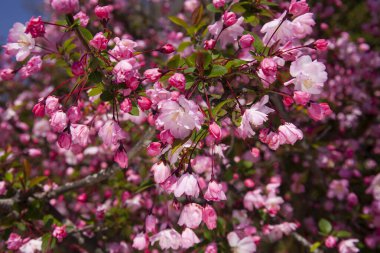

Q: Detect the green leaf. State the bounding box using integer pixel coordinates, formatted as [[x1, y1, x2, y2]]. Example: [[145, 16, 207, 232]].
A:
[[206, 3, 222, 13], [225, 59, 247, 70], [245, 15, 259, 26], [168, 16, 189, 29], [191, 5, 203, 25], [207, 65, 227, 78], [253, 33, 265, 54], [177, 41, 192, 52], [135, 180, 155, 193], [212, 98, 234, 118], [41, 233, 52, 253], [89, 71, 102, 83], [78, 27, 93, 42], [335, 230, 352, 238], [310, 242, 321, 252], [29, 176, 47, 188], [167, 54, 181, 69], [318, 218, 332, 234], [100, 90, 114, 101], [5, 172, 13, 183], [88, 84, 103, 97]]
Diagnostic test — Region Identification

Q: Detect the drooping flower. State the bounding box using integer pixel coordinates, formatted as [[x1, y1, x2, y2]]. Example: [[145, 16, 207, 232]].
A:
[[204, 181, 227, 201], [151, 162, 170, 184], [150, 229, 182, 250], [181, 228, 200, 249], [70, 124, 90, 147], [308, 102, 332, 121], [202, 205, 217, 230], [178, 203, 203, 229], [6, 233, 24, 250], [278, 122, 303, 145], [174, 173, 200, 198], [19, 55, 43, 79], [114, 148, 128, 168], [238, 95, 274, 139], [3, 23, 35, 61], [287, 55, 327, 94], [98, 120, 126, 147], [156, 95, 204, 139], [50, 110, 68, 132]]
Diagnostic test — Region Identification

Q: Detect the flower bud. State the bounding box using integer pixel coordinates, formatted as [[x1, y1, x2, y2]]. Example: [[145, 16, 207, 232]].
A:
[[239, 34, 254, 48], [32, 101, 45, 117], [314, 39, 328, 51], [158, 43, 175, 54], [325, 236, 337, 248], [120, 98, 132, 113], [168, 73, 186, 91], [147, 142, 161, 156], [95, 5, 113, 20], [213, 0, 225, 8], [209, 122, 222, 141], [289, 0, 309, 17], [204, 39, 216, 50], [223, 12, 237, 27], [138, 97, 152, 111], [58, 132, 72, 150], [25, 16, 45, 38], [114, 148, 128, 168], [71, 61, 85, 76]]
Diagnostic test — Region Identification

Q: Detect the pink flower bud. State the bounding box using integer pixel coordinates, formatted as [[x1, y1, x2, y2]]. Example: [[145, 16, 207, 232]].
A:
[[144, 68, 161, 82], [138, 97, 152, 111], [293, 91, 310, 106], [168, 73, 186, 91], [77, 193, 87, 202], [209, 122, 222, 141], [283, 96, 293, 107], [289, 0, 309, 17], [158, 43, 175, 54], [147, 142, 161, 156], [159, 130, 174, 145], [67, 106, 82, 123], [50, 110, 68, 132], [25, 16, 45, 38], [213, 0, 225, 8], [32, 101, 45, 117], [250, 147, 260, 158], [202, 205, 217, 230], [325, 236, 337, 248], [239, 34, 254, 48], [51, 0, 79, 14], [52, 225, 67, 242], [223, 12, 237, 27], [314, 39, 328, 51], [244, 179, 255, 188], [89, 32, 109, 51], [71, 61, 85, 76], [347, 192, 358, 207], [74, 11, 89, 26], [45, 96, 60, 116], [114, 148, 128, 168], [0, 68, 15, 81], [204, 39, 216, 50], [58, 132, 72, 149], [120, 98, 132, 113], [260, 58, 277, 76], [308, 102, 332, 121], [94, 5, 113, 20]]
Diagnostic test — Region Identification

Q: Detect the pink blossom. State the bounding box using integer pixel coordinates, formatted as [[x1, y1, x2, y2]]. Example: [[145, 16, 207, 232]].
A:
[[223, 12, 238, 27], [278, 122, 303, 145], [289, 0, 309, 17], [261, 12, 294, 46], [25, 16, 45, 38], [89, 32, 109, 51], [28, 148, 42, 157], [114, 149, 128, 168], [169, 73, 186, 91], [293, 91, 310, 105], [202, 204, 217, 230], [338, 239, 359, 253], [160, 175, 178, 194], [0, 181, 6, 195], [50, 110, 68, 132], [244, 189, 265, 210], [0, 68, 14, 80], [67, 106, 82, 123], [151, 162, 170, 184], [209, 122, 222, 141], [366, 173, 380, 200], [213, 0, 225, 8], [132, 233, 148, 250], [204, 181, 227, 201], [325, 236, 338, 248], [227, 232, 256, 253], [71, 61, 85, 76], [238, 95, 274, 139], [158, 44, 175, 54], [191, 155, 212, 174], [204, 39, 216, 50], [288, 55, 327, 94], [159, 130, 174, 145], [98, 120, 126, 147], [3, 23, 35, 61], [239, 34, 254, 48], [145, 215, 157, 233], [109, 38, 137, 61], [6, 233, 24, 250], [314, 39, 328, 51], [328, 179, 349, 200], [58, 132, 71, 149], [205, 242, 218, 253], [32, 101, 45, 117], [112, 59, 137, 83], [264, 222, 298, 241], [19, 239, 42, 253], [144, 68, 161, 82], [178, 203, 203, 229], [209, 17, 245, 48], [138, 97, 152, 111], [181, 228, 200, 249], [150, 229, 182, 250], [156, 95, 204, 139], [95, 5, 113, 20], [45, 96, 60, 116], [120, 98, 132, 113], [52, 225, 67, 242], [174, 173, 199, 198], [292, 13, 315, 39], [51, 0, 79, 13], [308, 102, 332, 121], [74, 11, 89, 26], [260, 58, 277, 76], [70, 124, 89, 147], [147, 142, 161, 156]]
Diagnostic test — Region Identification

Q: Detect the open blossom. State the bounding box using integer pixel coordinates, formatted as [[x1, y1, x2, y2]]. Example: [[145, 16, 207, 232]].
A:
[[209, 17, 245, 48], [70, 124, 89, 146], [6, 233, 24, 250], [308, 102, 332, 121], [338, 239, 359, 253], [95, 5, 113, 20], [278, 122, 303, 145], [25, 16, 45, 38], [169, 73, 186, 91], [227, 232, 256, 253], [109, 38, 137, 61], [3, 23, 35, 61], [45, 96, 60, 116], [144, 68, 161, 82], [132, 233, 148, 251], [292, 13, 315, 39], [366, 173, 380, 200], [52, 225, 67, 242], [19, 239, 42, 253], [289, 0, 309, 17], [203, 205, 217, 230], [178, 203, 203, 229], [238, 95, 274, 139], [328, 179, 349, 200], [51, 0, 79, 13], [261, 12, 294, 46], [19, 55, 42, 79], [264, 222, 298, 241], [74, 11, 89, 26], [150, 229, 182, 250], [156, 95, 204, 139], [98, 120, 126, 147], [112, 58, 138, 83], [244, 189, 265, 210], [174, 173, 200, 198], [181, 228, 200, 249], [151, 162, 170, 184], [89, 32, 109, 51], [287, 55, 328, 94], [50, 110, 68, 132], [204, 181, 227, 201]]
